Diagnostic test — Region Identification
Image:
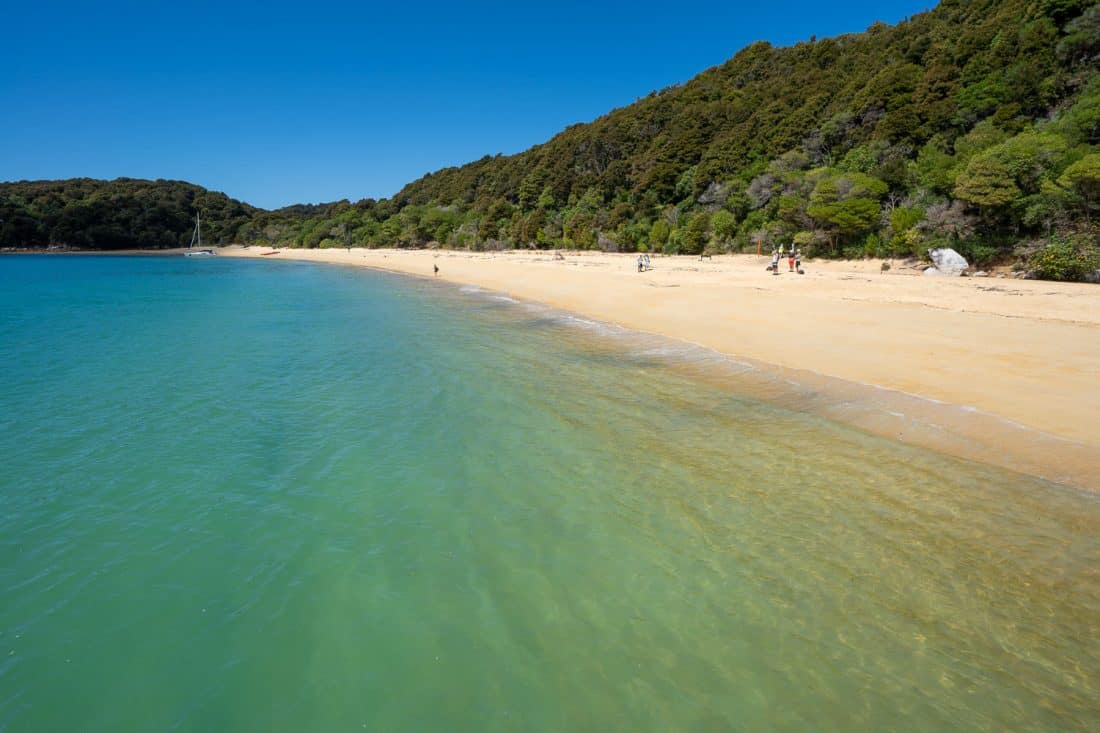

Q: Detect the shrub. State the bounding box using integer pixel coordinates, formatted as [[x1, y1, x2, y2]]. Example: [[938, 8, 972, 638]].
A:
[[892, 227, 924, 257], [860, 232, 885, 257], [952, 239, 1002, 267], [1027, 237, 1100, 281]]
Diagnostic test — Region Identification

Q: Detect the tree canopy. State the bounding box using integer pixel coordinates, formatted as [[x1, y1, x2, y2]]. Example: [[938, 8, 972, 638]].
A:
[[0, 178, 256, 250]]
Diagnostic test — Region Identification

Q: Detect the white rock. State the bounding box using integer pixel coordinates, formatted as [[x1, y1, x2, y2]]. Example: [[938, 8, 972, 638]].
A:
[[927, 248, 969, 276]]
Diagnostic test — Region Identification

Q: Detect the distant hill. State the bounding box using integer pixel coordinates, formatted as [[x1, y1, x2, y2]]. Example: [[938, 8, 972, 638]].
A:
[[3, 0, 1099, 278], [0, 178, 256, 250]]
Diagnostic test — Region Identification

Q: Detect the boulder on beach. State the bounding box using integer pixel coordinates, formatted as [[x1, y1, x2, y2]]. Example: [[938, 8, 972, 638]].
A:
[[923, 248, 969, 276]]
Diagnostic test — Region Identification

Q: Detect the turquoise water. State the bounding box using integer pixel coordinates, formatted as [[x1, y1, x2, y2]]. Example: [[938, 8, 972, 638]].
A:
[[1, 255, 1098, 732]]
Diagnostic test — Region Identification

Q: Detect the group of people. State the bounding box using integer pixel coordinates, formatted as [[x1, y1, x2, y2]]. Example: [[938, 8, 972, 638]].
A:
[[768, 244, 803, 275], [630, 248, 802, 274]]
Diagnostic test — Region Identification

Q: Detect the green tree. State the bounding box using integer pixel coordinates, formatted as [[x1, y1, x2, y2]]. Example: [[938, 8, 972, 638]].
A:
[[518, 169, 548, 210], [711, 210, 738, 244], [681, 212, 710, 255], [912, 139, 957, 195], [806, 172, 887, 250], [1058, 76, 1100, 145], [648, 219, 671, 249], [1057, 153, 1100, 221], [954, 156, 1022, 211], [986, 131, 1069, 194], [536, 185, 556, 210]]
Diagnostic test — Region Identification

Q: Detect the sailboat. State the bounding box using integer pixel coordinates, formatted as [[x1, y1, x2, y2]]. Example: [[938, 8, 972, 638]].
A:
[[184, 212, 216, 256]]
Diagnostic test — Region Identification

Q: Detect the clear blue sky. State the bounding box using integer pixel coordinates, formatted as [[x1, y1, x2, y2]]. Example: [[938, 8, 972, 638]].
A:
[[2, 1, 932, 209]]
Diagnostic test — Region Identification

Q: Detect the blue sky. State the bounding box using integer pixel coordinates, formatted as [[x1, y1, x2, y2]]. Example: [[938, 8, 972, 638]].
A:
[[2, 1, 932, 209]]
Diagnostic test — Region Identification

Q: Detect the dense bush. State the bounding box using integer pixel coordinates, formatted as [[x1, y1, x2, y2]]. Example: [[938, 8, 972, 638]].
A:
[[1026, 236, 1100, 281]]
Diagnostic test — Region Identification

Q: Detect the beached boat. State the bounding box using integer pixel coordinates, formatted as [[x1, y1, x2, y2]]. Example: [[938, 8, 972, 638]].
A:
[[184, 212, 216, 257]]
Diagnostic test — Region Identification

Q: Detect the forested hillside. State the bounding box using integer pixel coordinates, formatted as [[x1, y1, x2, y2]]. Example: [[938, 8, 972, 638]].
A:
[[3, 0, 1099, 279], [247, 0, 1100, 278], [0, 178, 256, 250]]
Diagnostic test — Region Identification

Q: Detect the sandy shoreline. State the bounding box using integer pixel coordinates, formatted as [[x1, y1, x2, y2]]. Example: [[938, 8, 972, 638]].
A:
[[23, 246, 1097, 489], [216, 246, 1100, 490], [212, 245, 1100, 488]]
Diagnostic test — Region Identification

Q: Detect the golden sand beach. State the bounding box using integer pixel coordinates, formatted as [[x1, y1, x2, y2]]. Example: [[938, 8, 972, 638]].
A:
[[221, 246, 1100, 490]]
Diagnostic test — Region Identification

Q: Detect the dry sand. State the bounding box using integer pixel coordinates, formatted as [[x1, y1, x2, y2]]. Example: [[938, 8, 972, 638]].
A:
[[220, 246, 1100, 491]]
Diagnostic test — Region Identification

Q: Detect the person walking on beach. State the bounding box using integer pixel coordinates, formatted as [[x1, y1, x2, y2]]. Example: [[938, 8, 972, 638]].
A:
[[637, 255, 645, 272], [770, 248, 780, 274], [788, 244, 796, 272], [433, 263, 439, 276], [644, 253, 651, 271], [795, 249, 803, 274]]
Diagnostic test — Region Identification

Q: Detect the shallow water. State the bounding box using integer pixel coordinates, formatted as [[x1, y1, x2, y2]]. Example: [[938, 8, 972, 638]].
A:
[[1, 255, 1097, 731]]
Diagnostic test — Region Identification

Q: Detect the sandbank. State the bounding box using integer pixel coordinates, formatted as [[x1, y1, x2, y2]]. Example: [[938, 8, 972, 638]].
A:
[[220, 246, 1100, 491]]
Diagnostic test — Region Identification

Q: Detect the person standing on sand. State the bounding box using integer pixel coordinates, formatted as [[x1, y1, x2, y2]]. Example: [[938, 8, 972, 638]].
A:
[[770, 249, 780, 274], [433, 264, 439, 276], [795, 250, 803, 274], [788, 245, 796, 272]]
